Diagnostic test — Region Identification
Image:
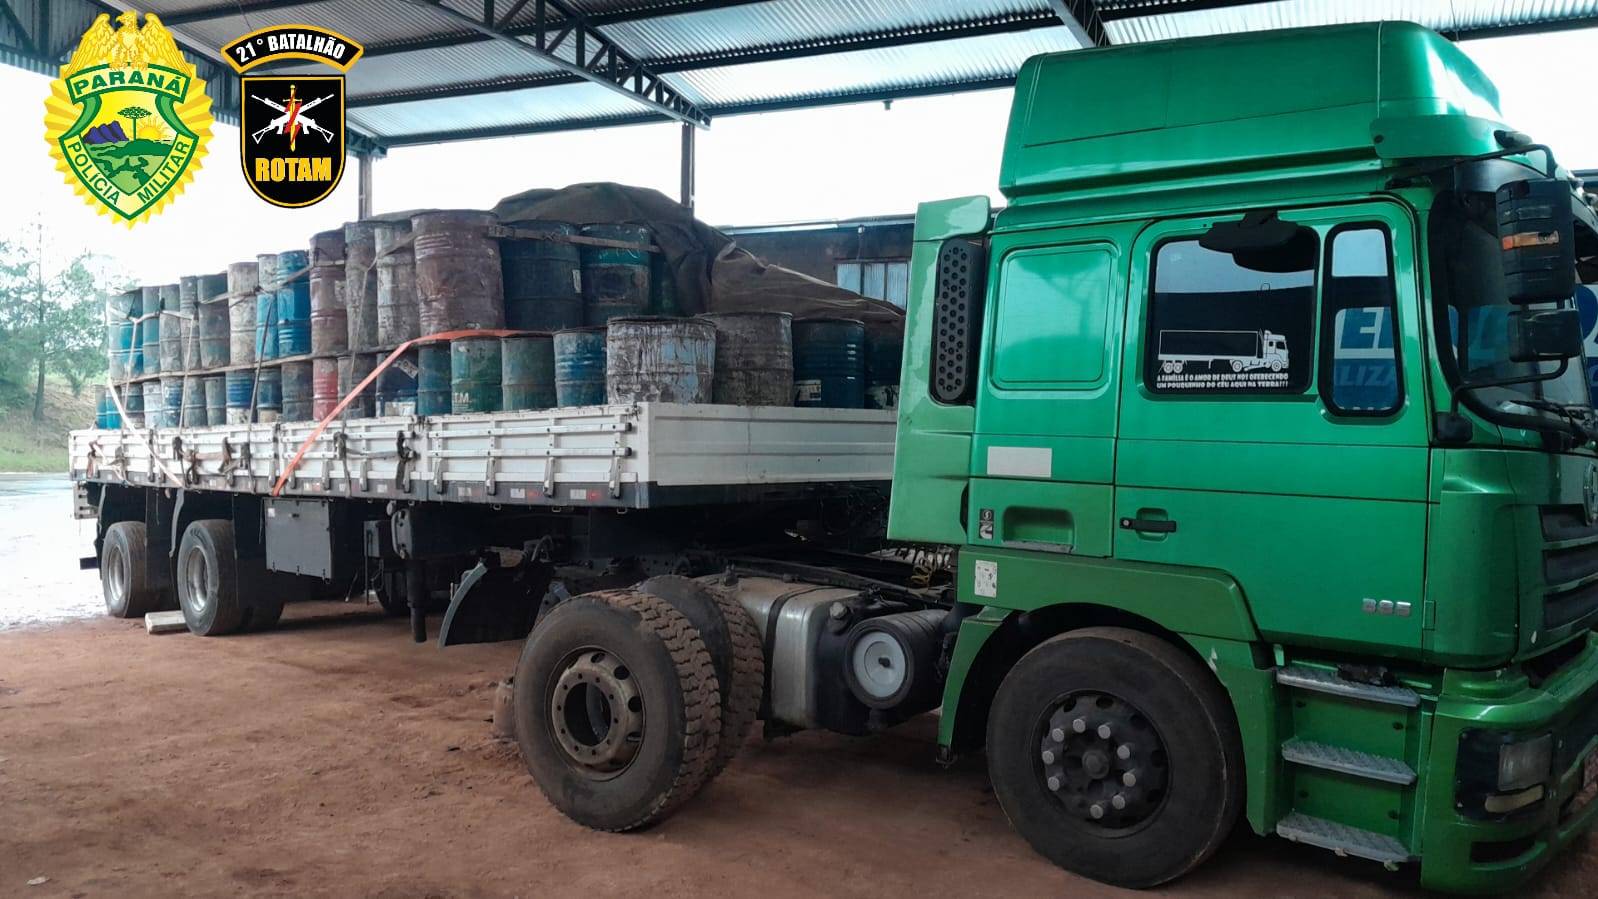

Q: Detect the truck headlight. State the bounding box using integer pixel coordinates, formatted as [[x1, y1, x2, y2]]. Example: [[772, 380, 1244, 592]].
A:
[[1496, 733, 1553, 792], [1457, 730, 1553, 818]]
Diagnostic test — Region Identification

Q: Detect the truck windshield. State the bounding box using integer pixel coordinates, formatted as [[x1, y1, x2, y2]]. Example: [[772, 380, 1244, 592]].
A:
[[1428, 188, 1593, 432]]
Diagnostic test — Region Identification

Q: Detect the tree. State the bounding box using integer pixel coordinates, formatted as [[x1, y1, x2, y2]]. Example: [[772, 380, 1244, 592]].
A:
[[119, 105, 150, 141], [0, 229, 116, 419], [0, 241, 36, 402], [34, 259, 107, 409]]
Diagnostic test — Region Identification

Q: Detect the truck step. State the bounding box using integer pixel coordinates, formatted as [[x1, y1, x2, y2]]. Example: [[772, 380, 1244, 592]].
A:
[[1281, 738, 1416, 785], [1275, 665, 1419, 708], [1275, 812, 1412, 865]]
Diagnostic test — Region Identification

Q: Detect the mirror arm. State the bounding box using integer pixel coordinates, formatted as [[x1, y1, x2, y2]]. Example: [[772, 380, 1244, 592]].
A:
[[1449, 356, 1575, 430]]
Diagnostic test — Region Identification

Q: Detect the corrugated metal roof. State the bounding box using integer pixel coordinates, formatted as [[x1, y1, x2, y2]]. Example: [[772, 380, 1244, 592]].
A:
[[593, 0, 1054, 61], [4, 0, 1597, 148], [1106, 0, 1598, 43], [670, 30, 1075, 108]]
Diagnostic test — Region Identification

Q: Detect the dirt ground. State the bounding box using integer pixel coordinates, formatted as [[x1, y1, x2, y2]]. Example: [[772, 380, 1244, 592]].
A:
[[2, 604, 1594, 899]]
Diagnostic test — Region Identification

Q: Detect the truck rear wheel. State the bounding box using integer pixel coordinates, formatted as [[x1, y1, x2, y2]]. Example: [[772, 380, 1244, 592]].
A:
[[176, 520, 246, 637], [242, 598, 284, 632], [513, 589, 722, 831], [637, 575, 765, 777], [986, 627, 1242, 888], [101, 521, 157, 619]]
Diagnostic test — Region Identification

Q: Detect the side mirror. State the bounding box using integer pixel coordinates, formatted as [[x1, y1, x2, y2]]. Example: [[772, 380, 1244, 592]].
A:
[[1509, 307, 1584, 363], [929, 239, 987, 404], [1200, 211, 1318, 273], [1498, 179, 1576, 303]]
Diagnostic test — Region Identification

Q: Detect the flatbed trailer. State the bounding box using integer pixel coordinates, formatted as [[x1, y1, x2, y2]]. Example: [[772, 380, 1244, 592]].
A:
[[70, 402, 895, 508]]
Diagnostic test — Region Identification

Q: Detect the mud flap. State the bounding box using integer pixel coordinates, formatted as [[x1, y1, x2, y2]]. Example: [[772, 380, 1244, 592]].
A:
[[437, 557, 551, 648]]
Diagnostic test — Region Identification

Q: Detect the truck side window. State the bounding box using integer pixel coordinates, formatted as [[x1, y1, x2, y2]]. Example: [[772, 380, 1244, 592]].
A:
[[1145, 235, 1316, 394], [1320, 226, 1401, 415]]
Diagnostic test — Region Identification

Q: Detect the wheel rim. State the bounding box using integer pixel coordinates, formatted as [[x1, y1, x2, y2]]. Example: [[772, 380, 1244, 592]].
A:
[[182, 545, 210, 617], [547, 647, 644, 780], [104, 542, 127, 608], [1036, 691, 1170, 833]]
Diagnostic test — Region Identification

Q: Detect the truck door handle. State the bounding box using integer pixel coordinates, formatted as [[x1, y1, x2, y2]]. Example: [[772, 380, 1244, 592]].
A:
[[1120, 516, 1176, 534]]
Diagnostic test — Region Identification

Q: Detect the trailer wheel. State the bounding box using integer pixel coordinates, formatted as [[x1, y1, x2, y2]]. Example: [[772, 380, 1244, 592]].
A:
[[176, 520, 246, 637], [101, 521, 158, 619], [513, 589, 721, 831], [242, 598, 284, 632], [986, 627, 1242, 888], [637, 575, 765, 776]]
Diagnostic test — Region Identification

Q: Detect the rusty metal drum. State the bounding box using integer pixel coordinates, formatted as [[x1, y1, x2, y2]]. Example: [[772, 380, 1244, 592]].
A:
[[413, 210, 504, 335]]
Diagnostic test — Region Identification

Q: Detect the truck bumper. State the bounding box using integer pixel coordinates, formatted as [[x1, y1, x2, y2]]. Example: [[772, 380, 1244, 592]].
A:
[[1418, 637, 1598, 894]]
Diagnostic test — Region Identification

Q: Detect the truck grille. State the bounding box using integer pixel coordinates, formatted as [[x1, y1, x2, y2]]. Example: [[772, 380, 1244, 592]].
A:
[[1540, 506, 1598, 629]]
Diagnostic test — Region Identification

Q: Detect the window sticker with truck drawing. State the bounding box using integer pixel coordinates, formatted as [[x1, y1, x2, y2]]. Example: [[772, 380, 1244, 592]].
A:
[[1146, 231, 1317, 394]]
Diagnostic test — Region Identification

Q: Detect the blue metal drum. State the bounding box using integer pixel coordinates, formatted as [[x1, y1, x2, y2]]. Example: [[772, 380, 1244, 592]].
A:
[[276, 249, 312, 357], [553, 327, 607, 407], [225, 370, 255, 424], [256, 366, 283, 421], [792, 318, 866, 409]]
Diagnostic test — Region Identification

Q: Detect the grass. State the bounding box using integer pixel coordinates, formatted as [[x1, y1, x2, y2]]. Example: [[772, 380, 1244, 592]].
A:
[[0, 378, 96, 473]]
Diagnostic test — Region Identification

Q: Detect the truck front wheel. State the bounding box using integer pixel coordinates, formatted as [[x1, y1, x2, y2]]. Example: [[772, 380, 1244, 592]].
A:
[[513, 589, 722, 832], [986, 627, 1242, 888]]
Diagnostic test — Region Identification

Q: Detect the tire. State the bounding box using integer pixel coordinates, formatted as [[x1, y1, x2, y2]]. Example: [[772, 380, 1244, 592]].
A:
[[637, 575, 765, 777], [374, 577, 409, 617], [242, 598, 284, 632], [175, 520, 245, 637], [101, 521, 157, 619], [986, 627, 1243, 889], [514, 589, 721, 831]]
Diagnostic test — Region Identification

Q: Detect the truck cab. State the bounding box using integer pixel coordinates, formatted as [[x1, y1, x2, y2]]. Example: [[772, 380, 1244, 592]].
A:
[[890, 21, 1598, 893]]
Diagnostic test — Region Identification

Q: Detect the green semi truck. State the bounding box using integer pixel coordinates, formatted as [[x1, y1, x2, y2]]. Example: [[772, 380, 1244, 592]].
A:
[[888, 20, 1598, 890], [74, 20, 1598, 893]]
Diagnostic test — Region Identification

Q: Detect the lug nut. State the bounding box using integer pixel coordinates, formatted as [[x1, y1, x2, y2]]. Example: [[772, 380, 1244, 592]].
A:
[[1041, 749, 1056, 764], [1116, 744, 1133, 760], [1089, 803, 1105, 820], [1122, 771, 1138, 787], [1047, 775, 1061, 792], [1111, 793, 1127, 810], [1050, 727, 1066, 742], [1072, 718, 1087, 734], [1096, 724, 1112, 739]]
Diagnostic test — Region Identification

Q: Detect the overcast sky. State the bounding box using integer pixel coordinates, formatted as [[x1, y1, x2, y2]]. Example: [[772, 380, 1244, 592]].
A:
[[6, 26, 1597, 285]]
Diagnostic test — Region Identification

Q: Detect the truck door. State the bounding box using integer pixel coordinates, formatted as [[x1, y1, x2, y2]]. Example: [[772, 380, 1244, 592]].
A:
[[1115, 203, 1430, 656], [968, 223, 1139, 557]]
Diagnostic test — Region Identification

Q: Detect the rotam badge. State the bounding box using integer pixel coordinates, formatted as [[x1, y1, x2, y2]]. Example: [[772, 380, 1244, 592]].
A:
[[222, 24, 363, 209]]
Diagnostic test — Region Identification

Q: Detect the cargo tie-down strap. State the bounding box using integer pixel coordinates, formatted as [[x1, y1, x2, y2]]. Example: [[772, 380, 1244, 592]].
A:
[[101, 373, 185, 488], [269, 326, 549, 497]]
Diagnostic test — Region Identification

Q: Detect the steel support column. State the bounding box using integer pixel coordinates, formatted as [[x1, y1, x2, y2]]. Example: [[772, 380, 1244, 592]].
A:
[[357, 153, 373, 220], [680, 122, 695, 212], [1045, 0, 1110, 47]]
